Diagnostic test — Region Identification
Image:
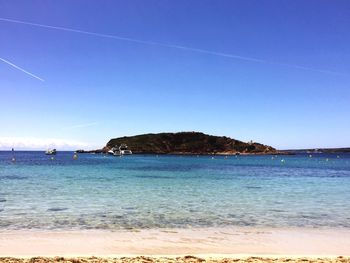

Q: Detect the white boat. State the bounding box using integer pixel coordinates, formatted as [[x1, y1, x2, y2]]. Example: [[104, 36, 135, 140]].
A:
[[108, 144, 132, 156], [45, 149, 57, 155], [108, 147, 118, 155], [119, 144, 132, 155]]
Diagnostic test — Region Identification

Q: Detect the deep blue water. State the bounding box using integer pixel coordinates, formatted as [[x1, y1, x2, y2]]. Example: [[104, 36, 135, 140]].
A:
[[0, 151, 350, 230]]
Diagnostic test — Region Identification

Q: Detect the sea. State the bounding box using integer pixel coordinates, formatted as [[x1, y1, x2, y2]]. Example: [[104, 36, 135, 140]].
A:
[[0, 151, 349, 230]]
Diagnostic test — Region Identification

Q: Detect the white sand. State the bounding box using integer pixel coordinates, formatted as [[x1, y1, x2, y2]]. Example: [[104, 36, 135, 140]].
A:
[[0, 227, 349, 257]]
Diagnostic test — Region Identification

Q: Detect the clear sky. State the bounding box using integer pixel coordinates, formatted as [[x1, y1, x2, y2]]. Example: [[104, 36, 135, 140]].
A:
[[0, 0, 349, 150]]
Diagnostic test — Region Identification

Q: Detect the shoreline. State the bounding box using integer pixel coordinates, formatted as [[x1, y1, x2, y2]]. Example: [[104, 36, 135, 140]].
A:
[[0, 256, 349, 262], [77, 151, 292, 156], [0, 256, 349, 263], [1, 227, 349, 258]]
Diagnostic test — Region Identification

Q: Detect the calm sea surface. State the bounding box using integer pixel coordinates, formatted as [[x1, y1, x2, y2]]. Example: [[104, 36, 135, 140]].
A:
[[0, 151, 349, 230]]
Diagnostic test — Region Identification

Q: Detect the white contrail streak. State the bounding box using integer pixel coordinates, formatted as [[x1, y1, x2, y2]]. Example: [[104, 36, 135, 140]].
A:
[[62, 122, 99, 130], [0, 17, 345, 76], [0, 57, 44, 81]]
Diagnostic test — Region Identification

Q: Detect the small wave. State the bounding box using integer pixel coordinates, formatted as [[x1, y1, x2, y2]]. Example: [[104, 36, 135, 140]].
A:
[[122, 207, 136, 210], [135, 175, 173, 179], [130, 165, 196, 172], [270, 209, 285, 213], [245, 186, 262, 189], [300, 214, 319, 219], [47, 207, 68, 212], [0, 175, 28, 180]]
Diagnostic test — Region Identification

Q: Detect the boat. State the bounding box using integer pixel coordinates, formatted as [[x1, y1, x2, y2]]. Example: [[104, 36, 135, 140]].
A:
[[108, 144, 132, 156], [45, 149, 57, 155], [119, 144, 132, 155], [108, 147, 118, 155]]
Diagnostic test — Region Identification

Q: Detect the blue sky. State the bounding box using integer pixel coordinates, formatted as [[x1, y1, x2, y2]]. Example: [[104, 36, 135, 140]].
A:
[[0, 0, 349, 150]]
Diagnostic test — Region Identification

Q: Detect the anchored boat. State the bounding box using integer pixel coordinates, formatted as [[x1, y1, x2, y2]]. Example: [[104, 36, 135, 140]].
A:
[[108, 144, 132, 156], [119, 144, 132, 155], [45, 149, 57, 155]]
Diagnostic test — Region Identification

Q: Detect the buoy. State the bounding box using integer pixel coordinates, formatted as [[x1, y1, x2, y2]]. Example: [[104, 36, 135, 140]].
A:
[[73, 154, 78, 160], [281, 159, 285, 163], [309, 155, 312, 158], [271, 157, 274, 160], [11, 157, 16, 162], [337, 155, 340, 158], [211, 157, 215, 159], [51, 157, 54, 160]]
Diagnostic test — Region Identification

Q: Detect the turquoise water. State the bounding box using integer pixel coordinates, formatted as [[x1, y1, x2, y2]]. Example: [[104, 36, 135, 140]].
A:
[[0, 151, 350, 230]]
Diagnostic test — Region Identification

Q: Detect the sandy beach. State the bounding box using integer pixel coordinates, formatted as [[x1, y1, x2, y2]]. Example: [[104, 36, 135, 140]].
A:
[[0, 228, 349, 262]]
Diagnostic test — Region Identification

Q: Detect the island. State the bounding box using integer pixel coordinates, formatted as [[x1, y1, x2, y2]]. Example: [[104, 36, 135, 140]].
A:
[[81, 132, 284, 155]]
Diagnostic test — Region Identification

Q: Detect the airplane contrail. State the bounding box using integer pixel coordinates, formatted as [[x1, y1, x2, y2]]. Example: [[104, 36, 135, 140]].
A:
[[62, 122, 99, 130], [0, 57, 44, 81], [0, 17, 345, 76]]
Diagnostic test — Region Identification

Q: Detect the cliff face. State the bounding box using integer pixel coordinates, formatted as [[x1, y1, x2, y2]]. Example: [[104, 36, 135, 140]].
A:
[[106, 132, 277, 155]]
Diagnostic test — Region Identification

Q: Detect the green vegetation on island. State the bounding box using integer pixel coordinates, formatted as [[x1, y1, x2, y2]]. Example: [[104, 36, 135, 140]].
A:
[[103, 132, 280, 155]]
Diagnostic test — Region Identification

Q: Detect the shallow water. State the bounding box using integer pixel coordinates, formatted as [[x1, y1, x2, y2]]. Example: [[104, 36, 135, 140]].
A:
[[0, 151, 349, 230]]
